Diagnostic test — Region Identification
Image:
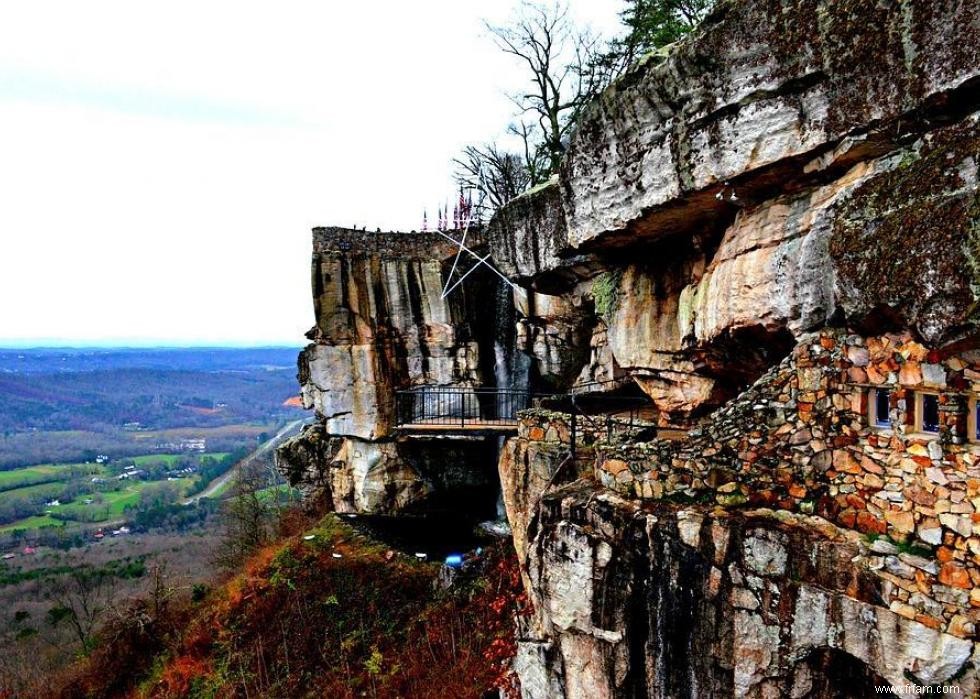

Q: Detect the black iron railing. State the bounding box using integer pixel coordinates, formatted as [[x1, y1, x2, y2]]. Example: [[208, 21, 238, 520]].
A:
[[395, 386, 531, 428], [536, 392, 656, 447], [394, 384, 656, 442]]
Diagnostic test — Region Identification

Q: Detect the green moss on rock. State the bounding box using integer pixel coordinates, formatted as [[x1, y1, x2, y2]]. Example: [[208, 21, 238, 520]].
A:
[[591, 270, 624, 320]]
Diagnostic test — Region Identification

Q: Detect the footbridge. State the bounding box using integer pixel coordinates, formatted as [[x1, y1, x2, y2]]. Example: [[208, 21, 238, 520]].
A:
[[393, 385, 657, 442], [394, 386, 530, 435]]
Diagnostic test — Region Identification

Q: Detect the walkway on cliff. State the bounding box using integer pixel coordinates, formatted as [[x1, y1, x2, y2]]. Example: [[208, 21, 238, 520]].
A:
[[394, 387, 530, 435]]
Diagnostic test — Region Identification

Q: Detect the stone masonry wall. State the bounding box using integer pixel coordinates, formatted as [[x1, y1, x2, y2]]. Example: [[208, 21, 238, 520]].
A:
[[312, 226, 484, 258], [595, 330, 980, 638]]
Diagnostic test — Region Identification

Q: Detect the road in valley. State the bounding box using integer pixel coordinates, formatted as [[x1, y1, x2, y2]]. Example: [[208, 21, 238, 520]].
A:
[[184, 418, 309, 504]]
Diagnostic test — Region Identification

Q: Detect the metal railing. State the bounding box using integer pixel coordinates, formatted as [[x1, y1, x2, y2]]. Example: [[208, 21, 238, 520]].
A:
[[394, 384, 656, 443], [395, 386, 531, 428], [537, 392, 656, 448]]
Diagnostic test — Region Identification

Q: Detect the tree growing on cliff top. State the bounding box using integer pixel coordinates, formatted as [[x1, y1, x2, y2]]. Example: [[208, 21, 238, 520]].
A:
[[486, 2, 607, 178], [456, 0, 713, 213], [453, 142, 533, 212], [453, 2, 606, 213], [602, 0, 714, 72]]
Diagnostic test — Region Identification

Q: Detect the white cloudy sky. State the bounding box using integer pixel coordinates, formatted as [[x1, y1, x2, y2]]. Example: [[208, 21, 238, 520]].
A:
[[0, 1, 623, 347]]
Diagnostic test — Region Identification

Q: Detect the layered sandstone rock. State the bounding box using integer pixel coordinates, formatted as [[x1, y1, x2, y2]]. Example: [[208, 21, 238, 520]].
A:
[[282, 0, 980, 694], [831, 114, 980, 345], [513, 486, 977, 698], [486, 0, 980, 420], [487, 1, 980, 696], [492, 107, 980, 424], [561, 0, 980, 251], [515, 289, 596, 389], [280, 227, 506, 514], [303, 227, 487, 440]]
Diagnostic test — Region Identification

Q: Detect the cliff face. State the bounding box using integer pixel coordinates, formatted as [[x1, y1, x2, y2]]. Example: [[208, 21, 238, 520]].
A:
[[488, 0, 980, 695], [282, 0, 980, 694], [486, 0, 980, 423], [517, 486, 976, 698], [302, 227, 485, 440], [561, 0, 979, 254], [279, 227, 508, 514]]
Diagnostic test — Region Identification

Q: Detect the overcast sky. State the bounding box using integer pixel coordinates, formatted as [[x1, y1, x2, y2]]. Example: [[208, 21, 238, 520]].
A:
[[0, 1, 624, 347]]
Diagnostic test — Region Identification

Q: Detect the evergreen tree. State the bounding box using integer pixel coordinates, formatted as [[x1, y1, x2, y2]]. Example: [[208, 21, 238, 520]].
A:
[[604, 0, 715, 75]]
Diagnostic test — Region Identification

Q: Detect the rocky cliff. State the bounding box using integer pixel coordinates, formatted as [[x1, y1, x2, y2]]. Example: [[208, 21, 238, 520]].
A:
[[278, 227, 511, 515], [282, 0, 980, 694], [487, 0, 980, 424], [487, 0, 980, 695]]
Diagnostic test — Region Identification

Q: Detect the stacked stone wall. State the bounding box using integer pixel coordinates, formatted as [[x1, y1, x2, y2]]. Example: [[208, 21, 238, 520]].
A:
[[589, 330, 980, 637], [313, 226, 484, 259]]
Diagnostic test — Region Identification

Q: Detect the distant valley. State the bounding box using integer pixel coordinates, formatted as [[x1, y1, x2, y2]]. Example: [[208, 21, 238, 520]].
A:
[[0, 347, 303, 467], [0, 347, 309, 691]]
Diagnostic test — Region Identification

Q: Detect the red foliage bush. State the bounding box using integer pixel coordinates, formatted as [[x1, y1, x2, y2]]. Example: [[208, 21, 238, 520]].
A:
[[49, 512, 528, 699]]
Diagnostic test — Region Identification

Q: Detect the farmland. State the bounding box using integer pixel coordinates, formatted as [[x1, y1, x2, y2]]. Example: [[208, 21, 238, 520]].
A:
[[0, 463, 99, 491], [0, 346, 308, 537], [0, 346, 303, 468], [0, 452, 234, 537], [0, 348, 309, 691]]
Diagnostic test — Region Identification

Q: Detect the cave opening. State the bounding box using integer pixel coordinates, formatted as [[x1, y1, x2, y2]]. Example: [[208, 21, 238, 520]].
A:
[[791, 647, 888, 698], [347, 436, 506, 560], [694, 324, 797, 410]]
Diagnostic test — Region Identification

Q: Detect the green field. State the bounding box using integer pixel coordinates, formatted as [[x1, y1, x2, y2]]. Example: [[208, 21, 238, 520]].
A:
[[0, 515, 65, 534], [0, 452, 237, 535], [0, 463, 98, 492], [130, 452, 229, 467], [254, 484, 300, 503], [130, 454, 183, 467], [52, 486, 144, 522], [1, 482, 67, 500]]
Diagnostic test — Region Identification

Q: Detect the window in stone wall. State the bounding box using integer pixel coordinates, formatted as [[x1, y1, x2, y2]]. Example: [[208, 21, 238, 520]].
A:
[[970, 397, 980, 443], [914, 392, 941, 435], [869, 388, 891, 429]]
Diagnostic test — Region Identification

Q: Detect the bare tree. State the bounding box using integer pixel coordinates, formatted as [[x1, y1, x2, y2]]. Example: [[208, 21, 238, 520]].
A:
[[486, 2, 607, 178], [48, 568, 119, 650], [214, 461, 271, 569], [456, 1, 711, 212], [453, 143, 532, 212]]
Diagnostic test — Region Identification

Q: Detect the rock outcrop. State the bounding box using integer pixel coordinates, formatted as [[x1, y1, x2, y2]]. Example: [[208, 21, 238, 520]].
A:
[[486, 0, 980, 696], [279, 227, 509, 515], [515, 486, 977, 698], [561, 0, 980, 253], [283, 0, 980, 694], [486, 0, 980, 423], [302, 227, 487, 440]]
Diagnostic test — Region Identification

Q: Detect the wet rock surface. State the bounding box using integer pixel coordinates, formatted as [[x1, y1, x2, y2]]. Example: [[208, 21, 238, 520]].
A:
[[512, 485, 977, 698], [280, 227, 514, 514]]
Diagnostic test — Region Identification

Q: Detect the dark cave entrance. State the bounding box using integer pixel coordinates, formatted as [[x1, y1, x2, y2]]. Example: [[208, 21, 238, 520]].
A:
[[791, 647, 888, 698]]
